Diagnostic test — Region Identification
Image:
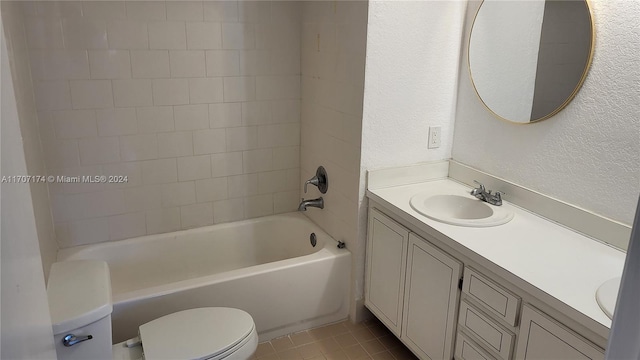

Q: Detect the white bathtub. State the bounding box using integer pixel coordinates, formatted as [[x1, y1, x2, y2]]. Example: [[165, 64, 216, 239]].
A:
[[57, 213, 351, 342]]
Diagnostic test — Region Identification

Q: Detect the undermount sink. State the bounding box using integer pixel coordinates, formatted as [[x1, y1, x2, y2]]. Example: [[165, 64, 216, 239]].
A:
[[410, 193, 514, 227], [596, 276, 621, 319]]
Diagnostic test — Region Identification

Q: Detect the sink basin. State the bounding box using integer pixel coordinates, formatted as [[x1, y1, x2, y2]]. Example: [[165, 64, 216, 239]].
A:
[[596, 276, 621, 319], [410, 193, 514, 227]]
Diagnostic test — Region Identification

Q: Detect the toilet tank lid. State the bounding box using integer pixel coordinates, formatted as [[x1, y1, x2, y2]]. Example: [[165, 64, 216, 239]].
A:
[[47, 260, 112, 335]]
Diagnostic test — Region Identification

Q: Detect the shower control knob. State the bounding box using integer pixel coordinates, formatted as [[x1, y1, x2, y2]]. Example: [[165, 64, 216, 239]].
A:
[[304, 166, 328, 194]]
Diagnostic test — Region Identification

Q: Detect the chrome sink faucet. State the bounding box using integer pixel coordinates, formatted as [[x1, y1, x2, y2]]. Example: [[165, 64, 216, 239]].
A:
[[471, 180, 503, 206]]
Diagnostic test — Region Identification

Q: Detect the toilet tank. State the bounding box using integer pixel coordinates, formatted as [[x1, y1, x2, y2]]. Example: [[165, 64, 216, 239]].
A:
[[47, 260, 113, 360]]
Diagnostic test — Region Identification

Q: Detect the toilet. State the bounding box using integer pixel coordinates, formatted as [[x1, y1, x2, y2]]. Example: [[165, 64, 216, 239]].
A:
[[47, 260, 258, 360]]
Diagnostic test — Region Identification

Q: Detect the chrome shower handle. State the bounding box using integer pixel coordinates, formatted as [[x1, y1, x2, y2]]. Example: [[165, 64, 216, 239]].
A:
[[303, 166, 328, 194], [304, 178, 319, 193]]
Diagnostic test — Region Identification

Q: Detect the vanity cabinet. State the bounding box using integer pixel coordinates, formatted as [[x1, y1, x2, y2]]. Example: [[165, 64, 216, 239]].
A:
[[365, 208, 462, 359], [365, 208, 409, 337], [515, 305, 604, 360], [365, 204, 607, 360], [403, 234, 462, 359]]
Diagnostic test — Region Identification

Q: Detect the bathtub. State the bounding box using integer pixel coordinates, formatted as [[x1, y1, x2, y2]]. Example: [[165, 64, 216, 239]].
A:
[[57, 212, 351, 342]]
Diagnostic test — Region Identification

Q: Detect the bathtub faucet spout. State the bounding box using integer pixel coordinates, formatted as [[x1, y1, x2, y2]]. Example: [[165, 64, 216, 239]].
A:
[[298, 197, 324, 211]]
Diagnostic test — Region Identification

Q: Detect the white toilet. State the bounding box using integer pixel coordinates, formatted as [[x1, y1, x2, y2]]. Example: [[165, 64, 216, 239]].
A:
[[47, 260, 258, 360]]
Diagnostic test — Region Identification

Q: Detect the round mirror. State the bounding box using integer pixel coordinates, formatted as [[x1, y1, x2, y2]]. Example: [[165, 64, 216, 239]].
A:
[[469, 0, 594, 124]]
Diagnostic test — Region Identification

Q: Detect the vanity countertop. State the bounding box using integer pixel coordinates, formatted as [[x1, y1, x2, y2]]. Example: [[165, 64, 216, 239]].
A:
[[367, 178, 626, 333]]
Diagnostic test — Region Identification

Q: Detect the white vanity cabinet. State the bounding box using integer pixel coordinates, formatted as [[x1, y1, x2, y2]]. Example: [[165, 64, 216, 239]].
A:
[[365, 203, 608, 360], [365, 208, 409, 337], [515, 305, 604, 360], [365, 208, 462, 359], [402, 234, 462, 360]]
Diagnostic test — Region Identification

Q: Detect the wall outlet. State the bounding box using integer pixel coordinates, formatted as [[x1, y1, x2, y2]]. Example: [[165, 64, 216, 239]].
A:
[[428, 126, 441, 149]]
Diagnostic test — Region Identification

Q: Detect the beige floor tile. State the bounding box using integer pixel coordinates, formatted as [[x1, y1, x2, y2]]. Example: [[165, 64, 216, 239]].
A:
[[342, 344, 371, 360], [278, 348, 303, 360], [298, 342, 324, 359], [256, 342, 277, 358], [271, 336, 296, 352], [257, 318, 416, 360], [259, 354, 280, 360], [309, 325, 339, 340], [306, 356, 327, 360], [323, 322, 350, 335], [342, 320, 369, 332], [370, 351, 395, 360], [316, 337, 342, 354], [361, 339, 386, 356], [352, 328, 376, 343], [334, 333, 359, 348], [290, 331, 315, 346], [324, 349, 349, 360]]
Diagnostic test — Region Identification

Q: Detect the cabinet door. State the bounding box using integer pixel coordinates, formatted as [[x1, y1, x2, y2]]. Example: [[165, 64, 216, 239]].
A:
[[365, 208, 409, 337], [402, 233, 463, 360], [515, 305, 604, 360]]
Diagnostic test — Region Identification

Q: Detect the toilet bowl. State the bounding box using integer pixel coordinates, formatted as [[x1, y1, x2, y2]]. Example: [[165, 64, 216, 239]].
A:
[[47, 260, 258, 360]]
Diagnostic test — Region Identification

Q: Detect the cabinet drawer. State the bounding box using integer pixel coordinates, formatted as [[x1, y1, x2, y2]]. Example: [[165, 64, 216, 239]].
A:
[[515, 305, 604, 360], [455, 332, 497, 360], [458, 300, 514, 360], [462, 267, 520, 326]]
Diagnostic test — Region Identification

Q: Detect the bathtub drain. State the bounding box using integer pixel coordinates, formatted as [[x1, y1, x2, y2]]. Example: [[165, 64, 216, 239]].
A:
[[310, 233, 317, 247]]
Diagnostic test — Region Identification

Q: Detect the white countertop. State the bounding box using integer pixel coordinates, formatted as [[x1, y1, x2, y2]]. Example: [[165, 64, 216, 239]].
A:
[[367, 178, 626, 332]]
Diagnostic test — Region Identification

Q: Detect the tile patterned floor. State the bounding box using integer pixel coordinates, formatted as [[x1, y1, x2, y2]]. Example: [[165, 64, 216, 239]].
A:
[[251, 318, 419, 360]]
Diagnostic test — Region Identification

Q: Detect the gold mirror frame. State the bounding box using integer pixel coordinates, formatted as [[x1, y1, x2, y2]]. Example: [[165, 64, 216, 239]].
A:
[[468, 0, 596, 124]]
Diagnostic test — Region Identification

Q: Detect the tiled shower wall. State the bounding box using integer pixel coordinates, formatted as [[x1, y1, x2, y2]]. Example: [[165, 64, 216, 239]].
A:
[[300, 2, 368, 319], [23, 1, 301, 248]]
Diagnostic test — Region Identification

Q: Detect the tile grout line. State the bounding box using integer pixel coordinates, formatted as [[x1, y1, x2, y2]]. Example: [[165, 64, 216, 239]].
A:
[[253, 319, 418, 360]]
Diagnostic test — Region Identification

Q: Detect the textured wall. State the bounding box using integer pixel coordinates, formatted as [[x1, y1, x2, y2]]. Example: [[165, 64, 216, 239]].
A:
[[360, 1, 466, 169], [1, 1, 58, 278], [453, 0, 640, 225], [358, 0, 466, 318], [23, 1, 302, 248], [300, 1, 368, 321]]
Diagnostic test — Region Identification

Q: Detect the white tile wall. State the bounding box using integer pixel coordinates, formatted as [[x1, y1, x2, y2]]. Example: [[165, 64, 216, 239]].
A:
[[112, 80, 153, 108], [300, 1, 367, 319], [24, 1, 301, 247]]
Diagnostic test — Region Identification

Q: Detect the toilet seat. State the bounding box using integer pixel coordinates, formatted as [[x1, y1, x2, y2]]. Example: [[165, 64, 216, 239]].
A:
[[138, 307, 257, 360]]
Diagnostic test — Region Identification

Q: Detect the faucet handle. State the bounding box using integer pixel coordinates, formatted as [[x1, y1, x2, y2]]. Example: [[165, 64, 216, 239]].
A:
[[304, 177, 319, 193], [473, 180, 485, 191], [492, 191, 504, 206], [303, 166, 328, 194]]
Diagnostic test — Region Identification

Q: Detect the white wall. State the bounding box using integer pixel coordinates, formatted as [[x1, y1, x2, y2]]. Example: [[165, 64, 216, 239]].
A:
[[1, 18, 57, 358], [2, 1, 58, 279], [357, 0, 466, 317], [23, 1, 302, 248], [361, 0, 466, 170], [453, 0, 640, 226], [300, 1, 368, 321]]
